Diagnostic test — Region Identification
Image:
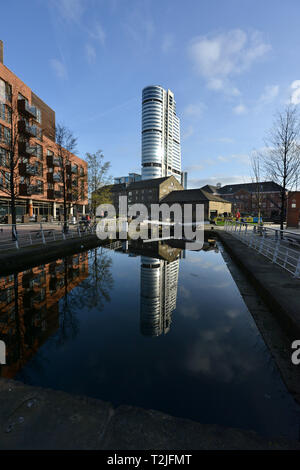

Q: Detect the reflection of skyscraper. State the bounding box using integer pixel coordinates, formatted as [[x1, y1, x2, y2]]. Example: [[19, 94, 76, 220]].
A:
[[140, 256, 180, 336]]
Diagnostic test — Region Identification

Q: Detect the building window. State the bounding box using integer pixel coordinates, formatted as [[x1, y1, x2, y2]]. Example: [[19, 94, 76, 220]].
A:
[[0, 124, 11, 145], [0, 79, 12, 102], [36, 144, 43, 159], [36, 108, 42, 124], [0, 147, 9, 167]]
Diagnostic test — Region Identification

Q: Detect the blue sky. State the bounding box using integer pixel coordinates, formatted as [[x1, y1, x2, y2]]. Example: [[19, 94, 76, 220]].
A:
[[2, 0, 300, 188]]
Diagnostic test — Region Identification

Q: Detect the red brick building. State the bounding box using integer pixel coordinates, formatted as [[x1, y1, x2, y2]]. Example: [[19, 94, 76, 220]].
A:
[[201, 181, 284, 220], [0, 40, 88, 222], [287, 192, 300, 228]]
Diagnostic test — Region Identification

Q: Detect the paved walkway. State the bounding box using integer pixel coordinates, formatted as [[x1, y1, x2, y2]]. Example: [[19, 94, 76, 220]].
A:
[[217, 229, 300, 336]]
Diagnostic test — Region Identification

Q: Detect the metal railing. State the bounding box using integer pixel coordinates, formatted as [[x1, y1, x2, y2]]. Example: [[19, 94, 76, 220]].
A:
[[0, 221, 98, 251], [224, 220, 300, 278]]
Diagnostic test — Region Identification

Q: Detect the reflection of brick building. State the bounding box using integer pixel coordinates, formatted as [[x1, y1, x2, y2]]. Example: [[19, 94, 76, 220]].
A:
[[287, 192, 300, 228], [0, 40, 88, 221], [0, 253, 88, 378], [201, 182, 284, 219]]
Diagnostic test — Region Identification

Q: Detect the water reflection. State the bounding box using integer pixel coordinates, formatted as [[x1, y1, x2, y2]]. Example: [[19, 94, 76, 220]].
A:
[[0, 238, 298, 440], [0, 239, 221, 378], [0, 247, 114, 378]]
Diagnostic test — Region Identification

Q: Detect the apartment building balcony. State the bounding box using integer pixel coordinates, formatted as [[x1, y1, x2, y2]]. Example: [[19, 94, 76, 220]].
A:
[[54, 190, 63, 199], [53, 172, 62, 182], [47, 189, 54, 199], [47, 155, 61, 167], [18, 121, 37, 138], [19, 183, 42, 196], [0, 181, 10, 191], [18, 99, 37, 120], [67, 164, 78, 174], [19, 163, 40, 177], [28, 185, 43, 195], [18, 141, 37, 157], [47, 172, 62, 183]]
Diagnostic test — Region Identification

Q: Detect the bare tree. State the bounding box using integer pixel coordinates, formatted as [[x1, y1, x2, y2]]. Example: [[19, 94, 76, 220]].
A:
[[55, 123, 77, 232], [250, 151, 262, 222], [86, 150, 112, 215], [263, 104, 300, 230], [0, 85, 43, 236]]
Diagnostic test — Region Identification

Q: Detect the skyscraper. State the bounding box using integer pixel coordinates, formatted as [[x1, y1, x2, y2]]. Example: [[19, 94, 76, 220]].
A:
[[141, 85, 181, 182]]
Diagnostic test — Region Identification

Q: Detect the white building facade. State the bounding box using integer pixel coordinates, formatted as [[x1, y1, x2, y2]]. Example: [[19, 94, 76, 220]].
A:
[[141, 85, 181, 182]]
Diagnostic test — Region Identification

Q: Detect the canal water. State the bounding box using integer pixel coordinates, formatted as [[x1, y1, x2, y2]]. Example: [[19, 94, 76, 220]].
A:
[[0, 239, 299, 440]]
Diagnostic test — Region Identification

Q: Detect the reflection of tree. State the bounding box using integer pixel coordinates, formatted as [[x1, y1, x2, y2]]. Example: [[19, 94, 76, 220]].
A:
[[87, 247, 114, 309], [55, 257, 81, 346], [77, 247, 113, 309], [56, 247, 113, 345]]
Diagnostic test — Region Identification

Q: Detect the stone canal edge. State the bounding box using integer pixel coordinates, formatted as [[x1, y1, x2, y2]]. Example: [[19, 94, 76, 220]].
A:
[[0, 378, 299, 450]]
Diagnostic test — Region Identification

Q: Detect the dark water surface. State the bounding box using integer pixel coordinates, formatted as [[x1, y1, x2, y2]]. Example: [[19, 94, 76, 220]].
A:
[[0, 240, 299, 439]]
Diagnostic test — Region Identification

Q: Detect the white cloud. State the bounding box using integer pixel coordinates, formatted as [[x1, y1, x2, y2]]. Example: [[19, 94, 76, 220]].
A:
[[50, 59, 67, 79], [85, 44, 96, 64], [52, 0, 84, 22], [233, 104, 247, 115], [215, 137, 234, 144], [124, 17, 155, 44], [184, 103, 205, 118], [162, 34, 174, 53], [182, 125, 195, 140], [90, 22, 106, 46], [188, 29, 271, 93], [258, 84, 279, 104], [290, 80, 300, 105], [184, 163, 204, 172]]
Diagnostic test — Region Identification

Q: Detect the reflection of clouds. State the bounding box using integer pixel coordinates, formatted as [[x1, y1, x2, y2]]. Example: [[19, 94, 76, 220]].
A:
[[214, 281, 232, 289], [186, 330, 257, 383], [226, 309, 241, 319], [179, 285, 190, 300], [202, 329, 216, 341], [178, 304, 201, 320], [187, 259, 215, 268], [213, 265, 227, 272]]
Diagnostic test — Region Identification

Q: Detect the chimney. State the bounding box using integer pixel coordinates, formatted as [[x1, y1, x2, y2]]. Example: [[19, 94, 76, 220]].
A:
[[0, 40, 3, 64]]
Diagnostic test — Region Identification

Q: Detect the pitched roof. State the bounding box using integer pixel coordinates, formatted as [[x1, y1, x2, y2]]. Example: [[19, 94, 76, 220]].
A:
[[162, 188, 231, 203], [127, 176, 170, 190], [201, 184, 218, 194], [216, 181, 283, 194], [94, 176, 180, 195]]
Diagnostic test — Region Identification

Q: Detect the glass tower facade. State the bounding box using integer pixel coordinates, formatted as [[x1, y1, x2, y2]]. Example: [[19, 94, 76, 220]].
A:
[[141, 85, 181, 182]]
